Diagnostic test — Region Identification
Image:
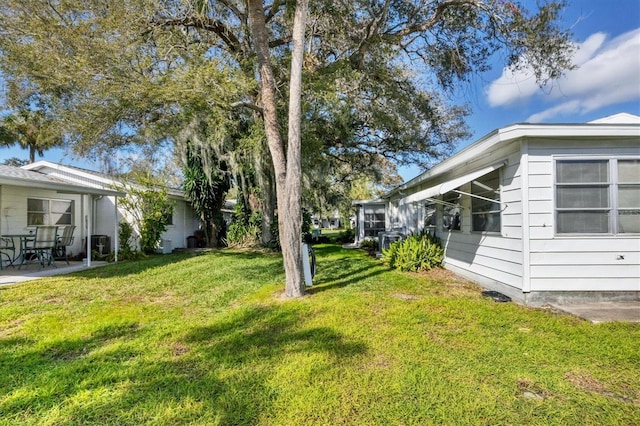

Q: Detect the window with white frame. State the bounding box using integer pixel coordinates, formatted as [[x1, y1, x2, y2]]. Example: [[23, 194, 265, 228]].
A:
[[555, 158, 640, 234], [442, 192, 461, 231], [617, 159, 640, 233], [424, 202, 437, 229], [471, 169, 501, 232], [27, 198, 73, 226], [363, 205, 385, 237]]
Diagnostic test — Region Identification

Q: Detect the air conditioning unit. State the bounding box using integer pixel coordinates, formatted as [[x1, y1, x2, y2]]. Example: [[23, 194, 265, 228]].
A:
[[378, 231, 404, 251]]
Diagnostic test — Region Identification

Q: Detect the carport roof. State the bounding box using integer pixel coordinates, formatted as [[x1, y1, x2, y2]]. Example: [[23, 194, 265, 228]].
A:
[[0, 165, 125, 196]]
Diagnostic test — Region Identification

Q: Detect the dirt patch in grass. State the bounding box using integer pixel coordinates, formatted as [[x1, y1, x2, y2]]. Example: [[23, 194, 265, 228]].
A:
[[0, 319, 26, 337], [517, 378, 550, 401], [171, 342, 191, 357], [417, 268, 481, 298], [392, 293, 421, 301], [361, 354, 393, 371], [42, 296, 65, 305], [421, 268, 476, 287], [565, 372, 640, 405]]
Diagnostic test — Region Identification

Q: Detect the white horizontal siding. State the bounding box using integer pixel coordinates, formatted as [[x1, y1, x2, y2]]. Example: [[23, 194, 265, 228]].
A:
[[502, 226, 523, 239], [528, 187, 550, 201], [531, 251, 640, 265], [529, 200, 553, 214], [434, 145, 526, 293], [525, 138, 640, 293], [531, 278, 639, 292], [502, 212, 523, 228], [531, 264, 639, 278], [527, 137, 639, 155], [530, 237, 640, 252], [445, 257, 522, 289], [529, 213, 553, 228], [530, 226, 555, 240], [444, 239, 522, 265], [528, 174, 553, 189], [441, 231, 524, 291]]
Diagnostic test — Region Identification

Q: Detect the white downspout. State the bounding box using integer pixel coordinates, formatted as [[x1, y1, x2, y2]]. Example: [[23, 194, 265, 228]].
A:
[[86, 195, 92, 267], [521, 141, 532, 298], [114, 196, 119, 262]]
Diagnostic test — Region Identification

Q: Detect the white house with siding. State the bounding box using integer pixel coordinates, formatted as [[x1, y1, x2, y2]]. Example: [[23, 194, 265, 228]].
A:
[[0, 164, 125, 266], [357, 113, 640, 305], [22, 161, 200, 254]]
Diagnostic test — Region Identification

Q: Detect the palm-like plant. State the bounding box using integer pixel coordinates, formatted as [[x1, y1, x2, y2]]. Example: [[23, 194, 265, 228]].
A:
[[0, 106, 63, 163]]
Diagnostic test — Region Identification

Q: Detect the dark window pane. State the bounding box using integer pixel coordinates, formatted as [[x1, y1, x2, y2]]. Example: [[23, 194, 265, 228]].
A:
[[618, 160, 640, 183], [556, 186, 609, 208], [557, 160, 608, 183], [52, 213, 72, 225], [619, 185, 640, 208], [472, 212, 501, 232], [619, 210, 640, 233], [27, 198, 48, 212], [27, 213, 46, 226], [557, 211, 609, 233], [471, 170, 501, 232]]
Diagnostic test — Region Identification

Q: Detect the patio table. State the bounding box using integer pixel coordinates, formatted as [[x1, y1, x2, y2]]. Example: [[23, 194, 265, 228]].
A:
[[5, 233, 35, 266]]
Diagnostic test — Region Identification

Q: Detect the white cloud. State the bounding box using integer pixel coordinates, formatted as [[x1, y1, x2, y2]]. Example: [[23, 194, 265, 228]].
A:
[[485, 28, 640, 122]]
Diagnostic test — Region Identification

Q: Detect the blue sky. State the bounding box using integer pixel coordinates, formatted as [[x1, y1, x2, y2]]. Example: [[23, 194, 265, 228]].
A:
[[1, 0, 639, 181], [399, 0, 640, 180]]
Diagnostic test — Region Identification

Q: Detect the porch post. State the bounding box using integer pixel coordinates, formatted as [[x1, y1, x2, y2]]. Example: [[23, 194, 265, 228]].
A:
[[86, 194, 92, 267]]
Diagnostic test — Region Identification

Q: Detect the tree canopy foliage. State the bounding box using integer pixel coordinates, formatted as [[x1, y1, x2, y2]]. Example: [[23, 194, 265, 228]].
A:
[[0, 94, 65, 163]]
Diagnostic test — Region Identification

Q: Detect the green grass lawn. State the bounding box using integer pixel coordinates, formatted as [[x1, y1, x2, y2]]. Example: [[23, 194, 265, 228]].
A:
[[1, 245, 638, 425]]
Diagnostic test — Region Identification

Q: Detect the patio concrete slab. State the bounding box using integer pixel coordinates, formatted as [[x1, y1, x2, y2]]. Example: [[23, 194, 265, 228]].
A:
[[0, 261, 109, 286], [549, 301, 640, 323]]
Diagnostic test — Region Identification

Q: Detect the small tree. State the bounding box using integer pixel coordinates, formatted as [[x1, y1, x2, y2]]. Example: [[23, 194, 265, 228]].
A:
[[117, 173, 175, 255], [182, 143, 231, 248]]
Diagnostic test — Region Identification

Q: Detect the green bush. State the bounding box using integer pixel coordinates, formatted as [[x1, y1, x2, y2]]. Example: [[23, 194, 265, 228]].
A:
[[226, 221, 262, 247], [116, 222, 145, 261], [226, 203, 263, 248], [336, 228, 356, 244], [359, 239, 377, 253], [382, 232, 444, 272]]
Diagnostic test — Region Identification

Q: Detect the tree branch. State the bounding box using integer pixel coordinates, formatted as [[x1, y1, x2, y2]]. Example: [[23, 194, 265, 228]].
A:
[[388, 0, 486, 38], [229, 101, 263, 114], [151, 16, 242, 54]]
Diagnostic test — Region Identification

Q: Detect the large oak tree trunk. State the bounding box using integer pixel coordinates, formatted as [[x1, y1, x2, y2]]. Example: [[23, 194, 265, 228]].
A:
[[248, 0, 308, 297]]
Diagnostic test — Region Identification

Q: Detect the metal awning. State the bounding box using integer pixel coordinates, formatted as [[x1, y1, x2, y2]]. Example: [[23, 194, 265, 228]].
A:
[[398, 162, 505, 206]]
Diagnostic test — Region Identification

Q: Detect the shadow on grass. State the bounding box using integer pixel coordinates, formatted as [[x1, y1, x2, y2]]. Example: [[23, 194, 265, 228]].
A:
[[307, 245, 387, 294], [0, 321, 143, 416], [0, 303, 366, 425]]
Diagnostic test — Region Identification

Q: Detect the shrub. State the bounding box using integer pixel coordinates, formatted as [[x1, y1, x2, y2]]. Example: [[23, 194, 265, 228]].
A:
[[226, 221, 262, 248], [117, 222, 145, 261], [359, 239, 378, 254], [336, 228, 356, 244], [226, 204, 263, 248], [382, 232, 444, 272]]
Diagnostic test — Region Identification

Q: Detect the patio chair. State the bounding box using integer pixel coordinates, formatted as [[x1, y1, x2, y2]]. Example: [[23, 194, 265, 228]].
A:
[[55, 225, 76, 265], [0, 237, 15, 270], [19, 226, 58, 270]]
